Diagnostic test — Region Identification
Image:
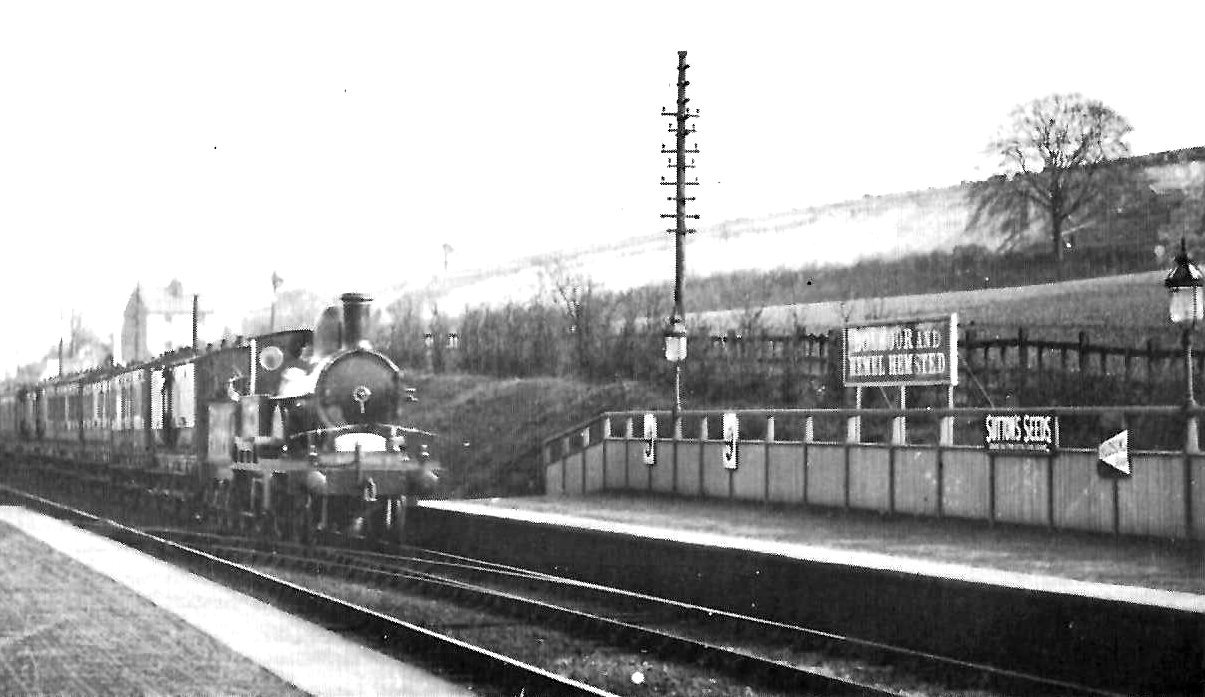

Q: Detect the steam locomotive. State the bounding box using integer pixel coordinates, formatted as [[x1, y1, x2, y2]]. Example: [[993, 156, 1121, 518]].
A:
[[0, 292, 439, 541]]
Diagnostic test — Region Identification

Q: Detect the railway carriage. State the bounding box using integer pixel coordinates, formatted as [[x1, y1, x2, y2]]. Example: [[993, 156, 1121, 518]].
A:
[[0, 292, 439, 541]]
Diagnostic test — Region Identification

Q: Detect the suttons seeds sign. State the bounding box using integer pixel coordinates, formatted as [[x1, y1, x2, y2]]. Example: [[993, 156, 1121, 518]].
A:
[[984, 412, 1058, 454], [842, 315, 958, 387]]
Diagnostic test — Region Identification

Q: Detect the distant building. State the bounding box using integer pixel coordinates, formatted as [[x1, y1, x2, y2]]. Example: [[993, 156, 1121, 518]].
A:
[[120, 280, 209, 363]]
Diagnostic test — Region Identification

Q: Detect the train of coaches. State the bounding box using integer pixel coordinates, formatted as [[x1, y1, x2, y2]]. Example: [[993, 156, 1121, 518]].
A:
[[0, 292, 439, 540]]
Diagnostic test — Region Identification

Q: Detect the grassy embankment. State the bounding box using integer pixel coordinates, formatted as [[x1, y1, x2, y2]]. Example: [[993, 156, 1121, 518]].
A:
[[402, 373, 667, 498], [407, 271, 1189, 497]]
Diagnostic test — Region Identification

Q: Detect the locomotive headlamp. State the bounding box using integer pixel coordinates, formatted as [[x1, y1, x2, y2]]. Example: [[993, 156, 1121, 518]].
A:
[[259, 345, 285, 371]]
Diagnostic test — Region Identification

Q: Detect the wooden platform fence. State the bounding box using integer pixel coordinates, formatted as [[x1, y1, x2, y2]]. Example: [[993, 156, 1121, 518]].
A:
[[543, 406, 1205, 541]]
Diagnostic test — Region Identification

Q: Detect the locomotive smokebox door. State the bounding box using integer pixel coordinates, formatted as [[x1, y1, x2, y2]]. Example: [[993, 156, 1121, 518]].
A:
[[316, 352, 400, 427]]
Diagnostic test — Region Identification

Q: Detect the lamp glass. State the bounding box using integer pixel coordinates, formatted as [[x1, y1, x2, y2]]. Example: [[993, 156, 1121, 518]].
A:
[[1169, 286, 1205, 325], [664, 333, 687, 362]]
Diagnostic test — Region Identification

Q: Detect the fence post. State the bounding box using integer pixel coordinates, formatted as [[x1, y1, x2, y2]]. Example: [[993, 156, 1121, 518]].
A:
[[672, 414, 681, 495], [802, 416, 813, 505], [891, 387, 907, 445], [847, 387, 862, 443], [1146, 339, 1158, 403], [1018, 327, 1029, 405], [561, 435, 571, 496], [698, 416, 708, 496], [939, 383, 955, 446], [601, 417, 611, 491], [624, 417, 633, 490], [765, 416, 775, 503]]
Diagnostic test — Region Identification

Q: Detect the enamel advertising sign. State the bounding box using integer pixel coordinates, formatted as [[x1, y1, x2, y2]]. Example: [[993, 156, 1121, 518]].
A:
[[843, 314, 958, 387]]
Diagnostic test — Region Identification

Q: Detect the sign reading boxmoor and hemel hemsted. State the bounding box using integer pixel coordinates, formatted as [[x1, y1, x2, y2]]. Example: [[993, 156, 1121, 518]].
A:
[[843, 314, 959, 387]]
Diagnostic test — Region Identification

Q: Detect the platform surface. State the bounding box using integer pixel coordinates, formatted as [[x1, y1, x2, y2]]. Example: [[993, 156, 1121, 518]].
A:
[[0, 506, 469, 697], [423, 494, 1205, 612]]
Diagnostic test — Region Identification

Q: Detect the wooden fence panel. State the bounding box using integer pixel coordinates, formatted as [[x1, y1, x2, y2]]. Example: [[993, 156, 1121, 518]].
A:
[[546, 462, 564, 496], [650, 441, 676, 494], [675, 442, 703, 495], [702, 443, 730, 498], [583, 445, 605, 493], [1053, 451, 1114, 534], [805, 445, 846, 507], [1119, 454, 1186, 537], [893, 448, 939, 516], [849, 447, 891, 512], [625, 441, 649, 491], [732, 444, 767, 501], [563, 452, 584, 496], [942, 449, 991, 519], [604, 441, 627, 490], [993, 456, 1050, 526], [1193, 456, 1205, 540], [767, 443, 805, 504]]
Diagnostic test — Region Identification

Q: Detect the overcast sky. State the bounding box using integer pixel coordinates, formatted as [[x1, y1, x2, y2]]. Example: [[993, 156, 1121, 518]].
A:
[[3, 1, 1203, 369]]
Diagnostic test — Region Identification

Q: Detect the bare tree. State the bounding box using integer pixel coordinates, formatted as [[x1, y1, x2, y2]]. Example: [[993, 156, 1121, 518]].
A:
[[986, 94, 1132, 268]]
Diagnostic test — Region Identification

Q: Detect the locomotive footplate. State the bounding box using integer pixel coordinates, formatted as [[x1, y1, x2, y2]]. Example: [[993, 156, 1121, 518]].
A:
[[238, 458, 422, 498]]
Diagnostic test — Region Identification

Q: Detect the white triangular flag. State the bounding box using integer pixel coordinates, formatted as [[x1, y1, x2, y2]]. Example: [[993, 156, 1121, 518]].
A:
[[1098, 430, 1130, 476]]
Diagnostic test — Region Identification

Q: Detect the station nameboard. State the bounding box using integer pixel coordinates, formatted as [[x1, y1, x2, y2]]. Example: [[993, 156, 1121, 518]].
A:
[[843, 314, 958, 387], [984, 412, 1058, 454]]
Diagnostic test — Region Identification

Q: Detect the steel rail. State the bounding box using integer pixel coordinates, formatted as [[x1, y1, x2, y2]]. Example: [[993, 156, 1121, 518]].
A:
[[0, 484, 619, 697], [176, 533, 1123, 697], [197, 540, 895, 697]]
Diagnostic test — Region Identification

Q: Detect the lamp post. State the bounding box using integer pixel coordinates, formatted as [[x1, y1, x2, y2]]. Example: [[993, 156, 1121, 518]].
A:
[[1165, 237, 1204, 453]]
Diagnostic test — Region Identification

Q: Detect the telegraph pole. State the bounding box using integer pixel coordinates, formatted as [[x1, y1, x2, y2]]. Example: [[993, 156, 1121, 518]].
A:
[[660, 51, 699, 420]]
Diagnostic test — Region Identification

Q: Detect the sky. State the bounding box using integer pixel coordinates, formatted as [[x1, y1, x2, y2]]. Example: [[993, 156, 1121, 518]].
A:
[[3, 1, 1205, 370]]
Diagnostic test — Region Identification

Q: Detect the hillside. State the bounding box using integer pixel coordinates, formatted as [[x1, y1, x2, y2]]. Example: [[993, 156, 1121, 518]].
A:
[[695, 271, 1175, 344], [401, 147, 1205, 314]]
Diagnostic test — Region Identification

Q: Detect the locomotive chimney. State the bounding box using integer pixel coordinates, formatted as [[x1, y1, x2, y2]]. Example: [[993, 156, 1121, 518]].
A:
[[340, 292, 372, 349]]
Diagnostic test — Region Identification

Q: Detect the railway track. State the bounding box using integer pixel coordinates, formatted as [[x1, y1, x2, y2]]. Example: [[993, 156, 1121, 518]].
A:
[[155, 528, 1123, 697], [0, 472, 1130, 696], [0, 483, 617, 697]]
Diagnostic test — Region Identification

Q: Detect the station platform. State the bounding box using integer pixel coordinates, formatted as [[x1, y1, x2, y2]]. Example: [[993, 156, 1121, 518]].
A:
[[414, 493, 1205, 694], [422, 492, 1205, 600], [0, 506, 469, 697]]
